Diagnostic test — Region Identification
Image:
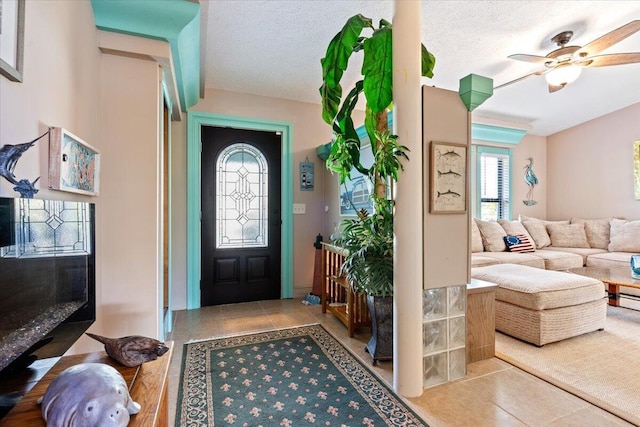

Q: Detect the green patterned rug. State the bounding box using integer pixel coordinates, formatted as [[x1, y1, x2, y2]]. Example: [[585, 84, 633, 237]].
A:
[[175, 324, 428, 426]]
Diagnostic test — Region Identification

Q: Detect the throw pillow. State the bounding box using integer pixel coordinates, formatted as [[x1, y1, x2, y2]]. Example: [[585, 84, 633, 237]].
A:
[[570, 217, 611, 249], [608, 219, 640, 252], [498, 219, 535, 249], [503, 234, 535, 253], [546, 223, 590, 248], [522, 219, 551, 249], [471, 219, 484, 253], [475, 219, 507, 252]]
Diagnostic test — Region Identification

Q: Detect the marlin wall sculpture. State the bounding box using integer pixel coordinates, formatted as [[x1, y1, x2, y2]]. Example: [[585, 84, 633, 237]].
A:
[[0, 131, 49, 198]]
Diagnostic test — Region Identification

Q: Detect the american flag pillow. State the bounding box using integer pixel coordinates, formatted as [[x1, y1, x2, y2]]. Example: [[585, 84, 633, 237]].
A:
[[503, 234, 535, 253]]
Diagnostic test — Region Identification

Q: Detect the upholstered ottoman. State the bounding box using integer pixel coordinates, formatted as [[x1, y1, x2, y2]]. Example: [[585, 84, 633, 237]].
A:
[[471, 263, 606, 346]]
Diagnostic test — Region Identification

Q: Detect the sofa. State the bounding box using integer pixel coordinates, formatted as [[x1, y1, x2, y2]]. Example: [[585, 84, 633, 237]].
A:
[[471, 217, 640, 296]]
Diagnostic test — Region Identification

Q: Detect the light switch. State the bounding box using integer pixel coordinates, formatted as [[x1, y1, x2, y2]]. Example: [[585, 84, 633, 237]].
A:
[[293, 203, 306, 214]]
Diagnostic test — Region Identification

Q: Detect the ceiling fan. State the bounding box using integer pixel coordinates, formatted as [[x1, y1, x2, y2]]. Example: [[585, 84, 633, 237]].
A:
[[496, 20, 640, 93]]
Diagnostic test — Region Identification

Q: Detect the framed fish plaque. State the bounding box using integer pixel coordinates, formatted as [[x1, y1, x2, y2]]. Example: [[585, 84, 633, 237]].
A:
[[430, 141, 467, 214]]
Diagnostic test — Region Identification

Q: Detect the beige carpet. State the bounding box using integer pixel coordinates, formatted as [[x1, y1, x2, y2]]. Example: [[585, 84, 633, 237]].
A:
[[496, 305, 640, 426]]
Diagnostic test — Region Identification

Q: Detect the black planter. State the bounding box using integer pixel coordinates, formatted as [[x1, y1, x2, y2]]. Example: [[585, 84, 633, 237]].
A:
[[365, 295, 393, 363]]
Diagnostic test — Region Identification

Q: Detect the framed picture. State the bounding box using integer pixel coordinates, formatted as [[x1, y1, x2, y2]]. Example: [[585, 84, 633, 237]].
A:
[[339, 143, 374, 215], [634, 141, 640, 200], [0, 0, 25, 82], [49, 127, 100, 196], [430, 141, 467, 213]]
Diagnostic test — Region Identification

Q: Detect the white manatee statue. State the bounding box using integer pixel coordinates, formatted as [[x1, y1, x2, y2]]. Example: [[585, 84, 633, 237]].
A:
[[41, 362, 141, 427]]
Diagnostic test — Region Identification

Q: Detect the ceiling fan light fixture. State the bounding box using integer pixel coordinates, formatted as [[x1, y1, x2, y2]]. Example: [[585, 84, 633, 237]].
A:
[[545, 63, 582, 87]]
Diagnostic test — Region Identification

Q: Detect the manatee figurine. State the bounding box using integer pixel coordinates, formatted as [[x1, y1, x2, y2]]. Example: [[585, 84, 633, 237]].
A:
[[86, 333, 169, 367], [41, 362, 140, 427]]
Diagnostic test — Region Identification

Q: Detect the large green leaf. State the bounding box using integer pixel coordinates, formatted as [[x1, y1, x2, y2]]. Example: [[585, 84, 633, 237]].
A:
[[320, 82, 342, 124], [421, 43, 436, 78], [319, 15, 371, 123], [362, 26, 393, 114]]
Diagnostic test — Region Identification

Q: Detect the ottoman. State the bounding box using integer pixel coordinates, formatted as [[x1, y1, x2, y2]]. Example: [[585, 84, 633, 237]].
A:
[[471, 263, 606, 346]]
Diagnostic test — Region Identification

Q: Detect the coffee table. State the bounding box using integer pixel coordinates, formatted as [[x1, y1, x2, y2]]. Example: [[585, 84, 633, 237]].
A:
[[569, 266, 640, 307]]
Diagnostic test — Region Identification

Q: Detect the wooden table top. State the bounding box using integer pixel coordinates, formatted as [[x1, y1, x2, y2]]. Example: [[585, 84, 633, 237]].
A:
[[0, 342, 173, 427], [569, 266, 640, 289]]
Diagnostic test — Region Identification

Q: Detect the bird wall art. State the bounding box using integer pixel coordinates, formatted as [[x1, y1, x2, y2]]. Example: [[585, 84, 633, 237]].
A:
[[523, 157, 538, 206]]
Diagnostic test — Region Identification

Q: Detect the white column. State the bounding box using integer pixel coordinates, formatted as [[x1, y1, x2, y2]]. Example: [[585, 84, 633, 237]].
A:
[[392, 0, 424, 397]]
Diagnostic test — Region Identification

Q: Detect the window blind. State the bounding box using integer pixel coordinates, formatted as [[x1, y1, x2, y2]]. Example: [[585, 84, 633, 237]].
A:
[[479, 151, 510, 220]]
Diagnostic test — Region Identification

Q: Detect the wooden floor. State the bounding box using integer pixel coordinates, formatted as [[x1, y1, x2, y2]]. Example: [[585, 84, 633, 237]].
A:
[[166, 299, 632, 427]]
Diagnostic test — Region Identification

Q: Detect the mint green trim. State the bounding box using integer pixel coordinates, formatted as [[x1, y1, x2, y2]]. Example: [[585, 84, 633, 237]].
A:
[[91, 0, 200, 111], [187, 112, 294, 309], [475, 146, 513, 220], [472, 123, 526, 145]]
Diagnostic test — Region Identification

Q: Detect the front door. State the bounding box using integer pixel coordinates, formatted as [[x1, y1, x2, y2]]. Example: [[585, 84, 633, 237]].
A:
[[201, 126, 282, 306]]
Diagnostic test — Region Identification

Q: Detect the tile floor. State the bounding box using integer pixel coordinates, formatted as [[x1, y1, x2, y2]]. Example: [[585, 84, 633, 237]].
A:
[[167, 299, 632, 427]]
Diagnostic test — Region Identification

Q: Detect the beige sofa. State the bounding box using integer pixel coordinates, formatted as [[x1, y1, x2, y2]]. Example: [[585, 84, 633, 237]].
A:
[[471, 217, 640, 296]]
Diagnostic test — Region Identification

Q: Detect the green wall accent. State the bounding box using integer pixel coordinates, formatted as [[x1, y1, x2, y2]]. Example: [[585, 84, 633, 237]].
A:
[[91, 0, 200, 111], [187, 112, 294, 309], [472, 123, 527, 145]]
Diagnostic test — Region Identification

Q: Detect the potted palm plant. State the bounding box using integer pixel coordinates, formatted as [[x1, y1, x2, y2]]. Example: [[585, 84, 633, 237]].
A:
[[320, 14, 435, 361]]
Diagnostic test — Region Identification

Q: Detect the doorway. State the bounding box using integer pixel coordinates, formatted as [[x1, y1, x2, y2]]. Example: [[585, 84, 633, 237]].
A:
[[186, 112, 293, 309], [200, 126, 282, 305]]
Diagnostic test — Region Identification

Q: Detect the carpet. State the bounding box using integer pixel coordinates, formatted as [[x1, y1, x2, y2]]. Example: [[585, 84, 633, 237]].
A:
[[175, 324, 427, 426], [495, 306, 640, 425]]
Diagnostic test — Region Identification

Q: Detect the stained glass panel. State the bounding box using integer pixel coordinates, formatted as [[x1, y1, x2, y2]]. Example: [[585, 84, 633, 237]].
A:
[[216, 143, 268, 248]]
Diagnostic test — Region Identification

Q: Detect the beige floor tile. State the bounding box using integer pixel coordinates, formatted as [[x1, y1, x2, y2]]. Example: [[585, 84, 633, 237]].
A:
[[546, 406, 635, 427], [168, 298, 631, 427]]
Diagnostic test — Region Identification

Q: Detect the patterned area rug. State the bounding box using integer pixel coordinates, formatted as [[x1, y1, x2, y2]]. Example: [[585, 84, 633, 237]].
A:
[[175, 324, 427, 426], [496, 305, 640, 426]]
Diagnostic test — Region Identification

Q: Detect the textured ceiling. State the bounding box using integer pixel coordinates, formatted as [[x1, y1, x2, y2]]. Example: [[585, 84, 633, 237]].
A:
[[202, 1, 640, 136]]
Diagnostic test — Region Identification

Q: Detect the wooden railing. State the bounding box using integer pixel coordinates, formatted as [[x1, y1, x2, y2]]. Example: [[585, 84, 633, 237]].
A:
[[321, 243, 371, 337]]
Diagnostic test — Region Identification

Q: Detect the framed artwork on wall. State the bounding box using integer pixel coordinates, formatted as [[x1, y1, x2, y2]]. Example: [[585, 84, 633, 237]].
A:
[[49, 127, 100, 196], [634, 141, 640, 200], [430, 141, 467, 214], [0, 0, 25, 82]]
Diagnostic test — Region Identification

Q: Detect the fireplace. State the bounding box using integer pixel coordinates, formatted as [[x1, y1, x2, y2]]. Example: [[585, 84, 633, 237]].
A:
[[0, 197, 95, 376]]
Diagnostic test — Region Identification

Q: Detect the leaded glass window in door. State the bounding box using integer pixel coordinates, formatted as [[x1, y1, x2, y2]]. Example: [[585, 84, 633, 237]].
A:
[[216, 143, 268, 248]]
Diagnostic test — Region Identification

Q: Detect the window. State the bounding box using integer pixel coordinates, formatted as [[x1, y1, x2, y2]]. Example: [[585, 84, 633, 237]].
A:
[[215, 143, 269, 249], [475, 147, 511, 220]]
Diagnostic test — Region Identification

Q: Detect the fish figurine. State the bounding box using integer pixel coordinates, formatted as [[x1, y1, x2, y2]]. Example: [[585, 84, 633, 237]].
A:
[[86, 333, 169, 367], [41, 362, 140, 427]]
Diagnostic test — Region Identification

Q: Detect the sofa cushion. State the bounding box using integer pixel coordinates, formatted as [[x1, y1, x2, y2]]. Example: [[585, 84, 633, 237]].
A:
[[608, 219, 640, 252], [498, 219, 534, 245], [471, 255, 501, 268], [503, 234, 535, 253], [586, 252, 634, 269], [570, 217, 611, 249], [476, 219, 507, 252], [522, 219, 551, 249], [531, 249, 584, 270], [543, 247, 608, 266], [478, 252, 545, 269], [547, 223, 590, 248], [471, 219, 484, 253]]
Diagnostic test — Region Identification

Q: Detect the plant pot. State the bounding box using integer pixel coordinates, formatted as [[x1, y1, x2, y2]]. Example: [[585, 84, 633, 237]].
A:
[[365, 295, 393, 363]]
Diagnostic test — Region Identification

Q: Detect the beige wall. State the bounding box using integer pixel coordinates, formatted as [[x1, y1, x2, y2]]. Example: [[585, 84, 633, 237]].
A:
[[0, 0, 101, 199], [0, 1, 166, 355], [511, 134, 547, 220], [547, 103, 640, 220], [422, 86, 470, 287]]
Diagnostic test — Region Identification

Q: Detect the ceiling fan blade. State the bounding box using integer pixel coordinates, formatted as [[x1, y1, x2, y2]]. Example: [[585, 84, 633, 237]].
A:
[[575, 20, 640, 58], [494, 69, 548, 90], [577, 52, 640, 67], [508, 53, 550, 64], [548, 84, 564, 93]]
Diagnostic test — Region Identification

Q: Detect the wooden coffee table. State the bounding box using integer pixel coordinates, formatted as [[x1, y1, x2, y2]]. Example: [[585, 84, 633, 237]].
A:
[[569, 266, 640, 306]]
